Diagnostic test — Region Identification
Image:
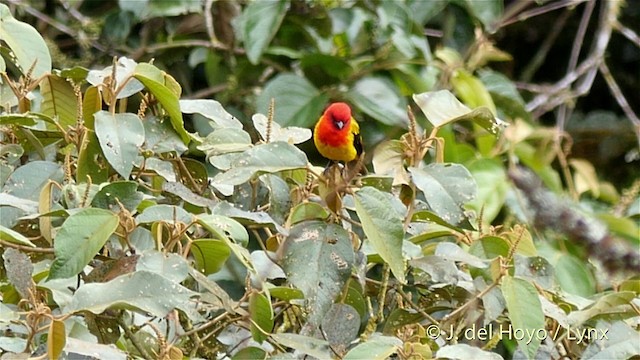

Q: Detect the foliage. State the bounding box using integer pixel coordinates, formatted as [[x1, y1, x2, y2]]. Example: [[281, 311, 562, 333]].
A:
[[1, 1, 639, 359]]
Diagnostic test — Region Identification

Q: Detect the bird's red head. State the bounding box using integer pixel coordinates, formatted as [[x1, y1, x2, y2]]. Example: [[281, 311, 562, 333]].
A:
[[324, 102, 352, 130]]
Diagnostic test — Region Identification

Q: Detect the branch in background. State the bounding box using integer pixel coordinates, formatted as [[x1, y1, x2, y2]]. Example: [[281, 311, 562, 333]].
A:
[[509, 166, 640, 274], [598, 61, 640, 149], [525, 1, 619, 119]]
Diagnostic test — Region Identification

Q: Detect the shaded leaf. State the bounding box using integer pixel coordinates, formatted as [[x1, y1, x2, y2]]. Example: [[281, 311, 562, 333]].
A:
[[280, 221, 355, 325], [256, 73, 329, 127], [3, 248, 34, 298], [271, 333, 331, 359], [435, 242, 487, 268], [354, 187, 406, 283], [501, 276, 544, 360], [91, 181, 142, 212], [48, 208, 119, 280], [240, 0, 289, 64], [348, 76, 408, 127]]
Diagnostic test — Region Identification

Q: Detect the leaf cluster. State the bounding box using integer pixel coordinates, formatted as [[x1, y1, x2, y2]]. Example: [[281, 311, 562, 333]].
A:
[[1, 2, 639, 360]]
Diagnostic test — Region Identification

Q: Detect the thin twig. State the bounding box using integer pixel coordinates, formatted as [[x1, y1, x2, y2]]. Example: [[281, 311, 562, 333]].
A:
[[598, 61, 640, 147], [613, 20, 640, 47], [499, 0, 588, 28], [0, 239, 54, 254]]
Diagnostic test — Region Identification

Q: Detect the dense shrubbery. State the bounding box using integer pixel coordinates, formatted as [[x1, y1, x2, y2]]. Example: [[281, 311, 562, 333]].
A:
[[1, 1, 638, 359]]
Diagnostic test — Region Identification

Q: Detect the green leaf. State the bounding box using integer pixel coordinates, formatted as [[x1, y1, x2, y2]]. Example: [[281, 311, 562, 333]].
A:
[[411, 210, 465, 234], [232, 347, 267, 360], [39, 74, 78, 130], [94, 111, 145, 179], [466, 158, 508, 224], [198, 127, 252, 157], [469, 236, 510, 260], [239, 0, 289, 64], [435, 242, 487, 268], [210, 142, 307, 196], [354, 187, 406, 283], [136, 204, 195, 225], [0, 4, 51, 78], [321, 304, 360, 349], [501, 276, 545, 360], [190, 239, 231, 275], [271, 333, 331, 359], [0, 114, 37, 126], [567, 291, 637, 327], [142, 115, 189, 154], [65, 270, 197, 317], [413, 90, 507, 134], [48, 208, 119, 280], [343, 333, 402, 360], [348, 76, 408, 127], [409, 164, 477, 226], [0, 225, 36, 247], [197, 214, 254, 273], [555, 254, 596, 297], [256, 73, 328, 127], [289, 202, 330, 225], [76, 130, 110, 183], [91, 181, 142, 212], [280, 221, 355, 325], [269, 287, 304, 301], [137, 250, 189, 284], [478, 69, 530, 121], [134, 63, 190, 144], [464, 0, 502, 29], [249, 292, 273, 343]]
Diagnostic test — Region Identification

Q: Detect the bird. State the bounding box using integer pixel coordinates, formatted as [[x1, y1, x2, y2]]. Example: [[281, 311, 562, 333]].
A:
[[313, 102, 363, 163]]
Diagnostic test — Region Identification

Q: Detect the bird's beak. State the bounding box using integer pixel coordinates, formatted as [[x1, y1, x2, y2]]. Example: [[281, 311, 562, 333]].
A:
[[336, 121, 344, 129]]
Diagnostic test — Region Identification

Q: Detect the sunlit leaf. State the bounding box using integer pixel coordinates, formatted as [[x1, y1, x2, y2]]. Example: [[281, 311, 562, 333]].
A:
[[271, 333, 331, 359], [409, 164, 476, 226], [252, 113, 311, 144], [180, 99, 242, 129], [40, 74, 78, 130], [94, 111, 145, 179], [354, 187, 406, 283], [413, 90, 507, 134], [210, 142, 307, 196], [344, 333, 402, 360], [48, 208, 119, 280], [65, 270, 197, 317], [0, 4, 51, 77]]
